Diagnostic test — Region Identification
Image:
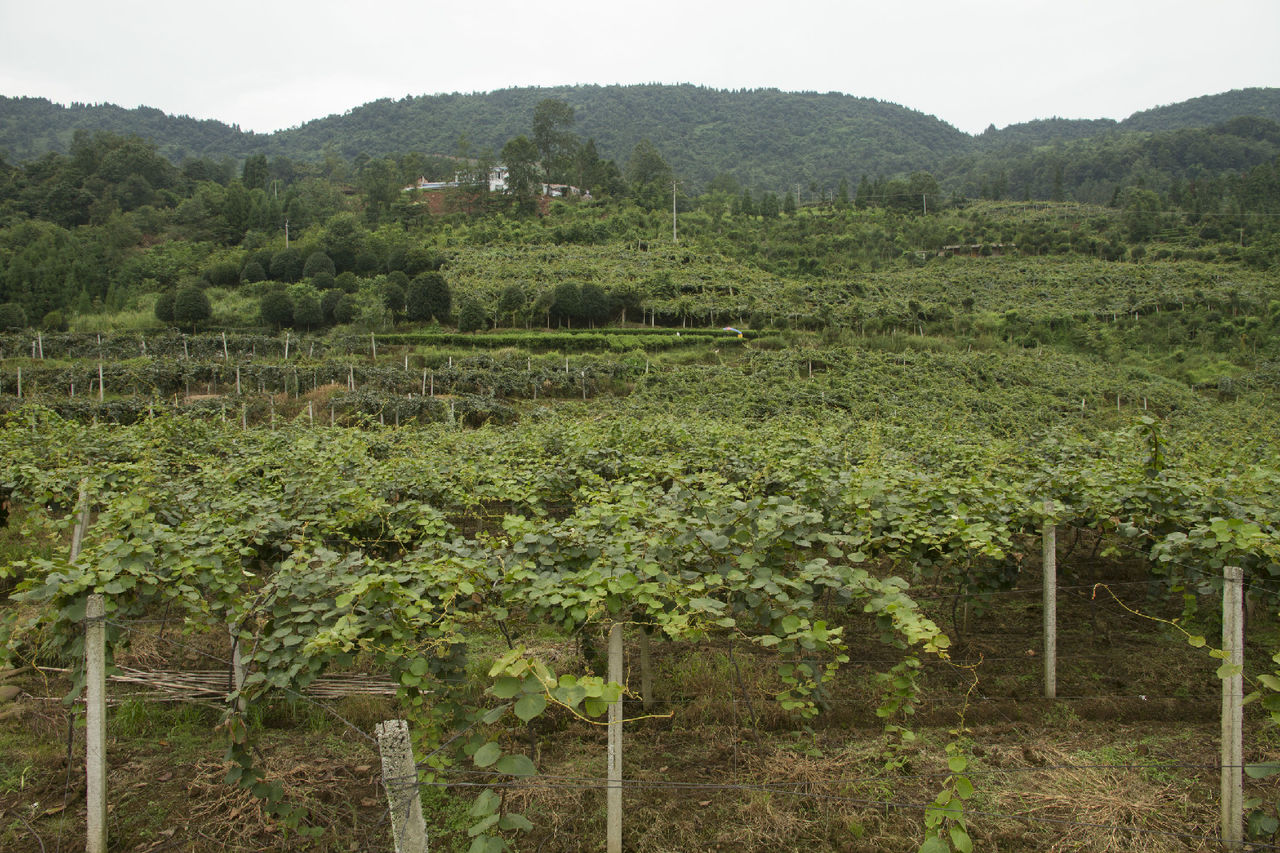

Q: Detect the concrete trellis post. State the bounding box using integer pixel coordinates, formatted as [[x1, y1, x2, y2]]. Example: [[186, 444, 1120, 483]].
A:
[[376, 720, 427, 853], [607, 622, 623, 853], [86, 594, 107, 853], [1221, 565, 1244, 848], [1042, 501, 1057, 699]]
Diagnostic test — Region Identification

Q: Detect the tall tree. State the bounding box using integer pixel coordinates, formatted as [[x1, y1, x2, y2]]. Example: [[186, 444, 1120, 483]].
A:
[[242, 154, 269, 191], [626, 140, 674, 211], [532, 99, 576, 183], [501, 135, 541, 214], [407, 272, 451, 323]]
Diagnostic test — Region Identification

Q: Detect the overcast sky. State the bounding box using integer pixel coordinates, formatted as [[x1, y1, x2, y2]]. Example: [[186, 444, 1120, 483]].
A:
[[1, 0, 1276, 136]]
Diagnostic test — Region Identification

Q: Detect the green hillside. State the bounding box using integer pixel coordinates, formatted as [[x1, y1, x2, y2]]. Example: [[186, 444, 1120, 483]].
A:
[[4, 85, 1279, 195]]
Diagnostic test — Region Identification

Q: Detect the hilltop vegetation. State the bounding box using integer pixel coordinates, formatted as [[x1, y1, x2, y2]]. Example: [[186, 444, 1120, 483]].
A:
[[3, 84, 1279, 194]]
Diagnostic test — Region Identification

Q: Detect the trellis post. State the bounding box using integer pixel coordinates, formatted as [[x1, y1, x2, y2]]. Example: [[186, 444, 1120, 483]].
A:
[[376, 720, 427, 853], [1042, 500, 1056, 699], [1221, 565, 1244, 848], [85, 593, 107, 853], [607, 622, 623, 853]]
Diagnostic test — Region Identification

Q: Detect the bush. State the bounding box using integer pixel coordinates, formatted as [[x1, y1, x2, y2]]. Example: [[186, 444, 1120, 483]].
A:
[[457, 297, 487, 333], [407, 272, 451, 323], [154, 291, 177, 323], [204, 261, 242, 288], [41, 310, 69, 332], [303, 251, 336, 279], [0, 302, 28, 330], [173, 284, 212, 331], [270, 248, 305, 283], [259, 287, 294, 330], [321, 289, 344, 325], [241, 260, 267, 284], [333, 293, 359, 325]]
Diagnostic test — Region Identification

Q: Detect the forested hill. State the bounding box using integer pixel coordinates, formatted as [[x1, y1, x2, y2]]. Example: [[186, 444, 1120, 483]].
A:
[[2, 85, 1279, 192]]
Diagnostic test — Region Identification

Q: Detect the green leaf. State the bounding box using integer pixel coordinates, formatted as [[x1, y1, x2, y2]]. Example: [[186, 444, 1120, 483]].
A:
[[1245, 762, 1280, 779], [482, 704, 511, 725], [514, 693, 546, 722], [495, 754, 536, 776], [490, 676, 522, 699], [473, 742, 502, 768], [468, 788, 501, 817], [467, 836, 504, 853], [947, 755, 968, 773], [1217, 662, 1244, 679], [918, 835, 949, 853], [499, 813, 535, 831], [467, 813, 501, 837], [1187, 635, 1206, 648], [950, 824, 974, 853]]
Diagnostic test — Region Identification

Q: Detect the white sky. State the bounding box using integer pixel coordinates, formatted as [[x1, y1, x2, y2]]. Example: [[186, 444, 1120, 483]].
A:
[[1, 0, 1276, 136]]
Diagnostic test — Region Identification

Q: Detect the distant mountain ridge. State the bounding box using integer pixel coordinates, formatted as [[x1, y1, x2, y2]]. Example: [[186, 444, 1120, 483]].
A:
[[2, 85, 1278, 192]]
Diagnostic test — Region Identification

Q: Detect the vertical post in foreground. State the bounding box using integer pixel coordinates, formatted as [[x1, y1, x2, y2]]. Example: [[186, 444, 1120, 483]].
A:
[[1042, 501, 1057, 699], [85, 593, 107, 853], [607, 622, 623, 853], [1221, 565, 1244, 848], [376, 719, 427, 853], [70, 482, 90, 560]]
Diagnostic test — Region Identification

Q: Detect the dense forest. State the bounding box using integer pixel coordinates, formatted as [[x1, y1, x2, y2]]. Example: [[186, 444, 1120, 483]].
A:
[[3, 85, 1278, 193]]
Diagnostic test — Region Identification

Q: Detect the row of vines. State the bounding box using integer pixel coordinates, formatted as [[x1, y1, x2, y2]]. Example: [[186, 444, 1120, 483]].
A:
[[2, 406, 1279, 847]]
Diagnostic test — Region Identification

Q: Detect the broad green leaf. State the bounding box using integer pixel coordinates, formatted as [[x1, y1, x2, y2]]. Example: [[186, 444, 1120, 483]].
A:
[[950, 825, 974, 853], [514, 693, 546, 722], [1245, 762, 1280, 779], [467, 836, 504, 853], [490, 676, 522, 699], [468, 788, 501, 817], [495, 754, 536, 776], [499, 813, 534, 831], [467, 814, 500, 837], [473, 741, 501, 768]]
